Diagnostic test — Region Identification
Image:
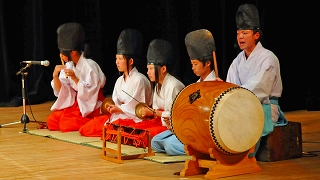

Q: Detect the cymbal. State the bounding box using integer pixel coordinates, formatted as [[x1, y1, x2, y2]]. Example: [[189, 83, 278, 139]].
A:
[[135, 102, 153, 120], [101, 97, 115, 115]]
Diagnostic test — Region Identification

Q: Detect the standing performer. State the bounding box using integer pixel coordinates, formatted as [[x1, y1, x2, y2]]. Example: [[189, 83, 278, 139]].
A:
[[226, 4, 288, 156], [79, 29, 154, 137], [46, 22, 106, 132]]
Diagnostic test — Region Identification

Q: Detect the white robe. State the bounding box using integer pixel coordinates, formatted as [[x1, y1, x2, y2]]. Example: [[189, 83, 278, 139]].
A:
[[226, 42, 282, 103], [226, 42, 287, 138], [152, 73, 185, 126], [50, 54, 106, 117], [109, 67, 152, 123], [197, 70, 216, 82], [150, 73, 185, 155]]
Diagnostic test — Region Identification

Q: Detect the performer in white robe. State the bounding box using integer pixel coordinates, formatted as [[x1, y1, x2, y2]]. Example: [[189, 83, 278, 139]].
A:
[[226, 42, 287, 133], [46, 22, 106, 132], [226, 4, 287, 157], [137, 39, 186, 155], [79, 29, 152, 137], [50, 56, 105, 117], [186, 29, 217, 83], [152, 29, 217, 155]]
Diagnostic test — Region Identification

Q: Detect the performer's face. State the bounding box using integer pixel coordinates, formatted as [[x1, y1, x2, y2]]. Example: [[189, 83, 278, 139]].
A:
[[115, 54, 127, 72], [236, 30, 259, 51], [191, 59, 207, 77], [60, 53, 69, 63], [147, 64, 155, 82]]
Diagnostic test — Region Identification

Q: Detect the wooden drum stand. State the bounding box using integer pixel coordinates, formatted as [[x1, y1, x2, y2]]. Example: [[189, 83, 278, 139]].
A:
[[180, 145, 261, 179]]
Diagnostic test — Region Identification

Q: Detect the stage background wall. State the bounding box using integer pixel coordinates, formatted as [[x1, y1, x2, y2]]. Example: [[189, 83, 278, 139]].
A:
[[0, 0, 315, 111]]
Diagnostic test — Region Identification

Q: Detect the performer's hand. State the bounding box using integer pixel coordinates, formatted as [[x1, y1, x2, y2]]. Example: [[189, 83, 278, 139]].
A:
[[64, 69, 79, 83], [163, 117, 172, 131], [107, 105, 113, 114], [53, 65, 65, 78], [141, 107, 154, 117], [64, 69, 74, 77], [214, 77, 223, 81], [108, 105, 122, 114]]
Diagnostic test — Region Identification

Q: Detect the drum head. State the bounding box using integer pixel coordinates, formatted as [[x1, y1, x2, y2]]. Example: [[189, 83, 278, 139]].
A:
[[210, 87, 264, 154]]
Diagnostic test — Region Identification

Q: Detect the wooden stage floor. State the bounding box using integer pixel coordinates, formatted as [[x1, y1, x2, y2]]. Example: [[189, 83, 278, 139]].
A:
[[0, 101, 319, 179]]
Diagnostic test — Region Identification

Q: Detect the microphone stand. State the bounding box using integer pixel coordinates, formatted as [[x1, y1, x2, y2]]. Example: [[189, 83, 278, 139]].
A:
[[0, 64, 31, 132]]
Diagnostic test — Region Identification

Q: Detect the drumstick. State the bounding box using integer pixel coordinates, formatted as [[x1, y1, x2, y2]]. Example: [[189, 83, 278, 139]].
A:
[[213, 51, 219, 78], [122, 90, 156, 114]]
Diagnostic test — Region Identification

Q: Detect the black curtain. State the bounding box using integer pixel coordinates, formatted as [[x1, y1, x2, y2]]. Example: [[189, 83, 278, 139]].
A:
[[0, 0, 10, 102], [0, 0, 54, 106], [0, 0, 315, 111]]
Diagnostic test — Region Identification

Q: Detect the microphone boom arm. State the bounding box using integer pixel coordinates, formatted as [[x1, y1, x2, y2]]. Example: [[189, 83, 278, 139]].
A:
[[16, 63, 31, 75]]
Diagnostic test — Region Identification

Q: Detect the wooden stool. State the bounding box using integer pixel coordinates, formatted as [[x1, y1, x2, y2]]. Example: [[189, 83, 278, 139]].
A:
[[256, 121, 302, 162]]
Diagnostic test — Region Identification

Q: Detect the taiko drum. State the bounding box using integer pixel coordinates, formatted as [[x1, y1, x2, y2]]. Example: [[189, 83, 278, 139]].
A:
[[170, 81, 264, 155]]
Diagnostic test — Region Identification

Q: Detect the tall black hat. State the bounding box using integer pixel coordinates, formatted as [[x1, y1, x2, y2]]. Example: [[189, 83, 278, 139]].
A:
[[147, 39, 173, 66], [185, 29, 216, 60], [236, 4, 260, 30], [57, 22, 85, 51], [117, 29, 143, 56]]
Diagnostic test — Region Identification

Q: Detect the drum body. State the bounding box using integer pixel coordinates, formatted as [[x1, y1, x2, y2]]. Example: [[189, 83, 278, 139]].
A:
[[171, 81, 264, 155]]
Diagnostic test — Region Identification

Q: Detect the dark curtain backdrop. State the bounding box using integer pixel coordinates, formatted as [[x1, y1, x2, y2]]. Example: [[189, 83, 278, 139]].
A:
[[0, 0, 316, 111]]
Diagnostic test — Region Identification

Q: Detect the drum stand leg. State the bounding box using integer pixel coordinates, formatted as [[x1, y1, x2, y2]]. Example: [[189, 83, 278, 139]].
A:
[[179, 145, 262, 179], [178, 145, 211, 176]]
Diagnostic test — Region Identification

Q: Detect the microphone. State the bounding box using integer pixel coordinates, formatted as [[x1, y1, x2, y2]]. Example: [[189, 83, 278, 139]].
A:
[[21, 60, 50, 66]]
